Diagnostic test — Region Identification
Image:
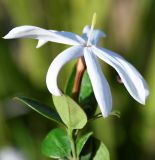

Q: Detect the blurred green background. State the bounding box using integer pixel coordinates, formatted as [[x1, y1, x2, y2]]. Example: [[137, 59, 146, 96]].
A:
[[0, 0, 155, 160]]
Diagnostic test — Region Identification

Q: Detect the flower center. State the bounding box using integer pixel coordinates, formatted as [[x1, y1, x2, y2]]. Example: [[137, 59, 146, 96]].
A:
[[86, 13, 96, 46]]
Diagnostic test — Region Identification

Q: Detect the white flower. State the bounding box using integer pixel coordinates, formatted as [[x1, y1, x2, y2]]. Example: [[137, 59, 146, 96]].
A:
[[3, 17, 149, 117]]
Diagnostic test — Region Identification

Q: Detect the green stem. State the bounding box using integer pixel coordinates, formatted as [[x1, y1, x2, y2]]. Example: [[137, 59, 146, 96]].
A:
[[68, 129, 77, 160]]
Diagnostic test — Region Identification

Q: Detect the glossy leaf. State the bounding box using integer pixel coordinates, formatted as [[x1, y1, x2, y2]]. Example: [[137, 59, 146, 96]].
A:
[[81, 136, 93, 160], [81, 153, 92, 160], [93, 138, 110, 160], [14, 96, 63, 125], [65, 65, 76, 96], [79, 71, 97, 118], [65, 66, 97, 118], [76, 132, 93, 156], [53, 95, 87, 129], [42, 128, 71, 159]]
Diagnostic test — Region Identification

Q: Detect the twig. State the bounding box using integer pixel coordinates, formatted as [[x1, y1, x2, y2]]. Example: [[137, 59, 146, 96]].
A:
[[72, 57, 86, 100]]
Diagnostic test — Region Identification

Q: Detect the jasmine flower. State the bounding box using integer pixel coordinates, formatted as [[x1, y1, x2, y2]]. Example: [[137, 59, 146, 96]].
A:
[[3, 14, 149, 117]]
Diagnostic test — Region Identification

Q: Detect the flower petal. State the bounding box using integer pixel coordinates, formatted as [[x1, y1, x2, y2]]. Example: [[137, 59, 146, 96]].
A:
[[3, 26, 85, 46], [36, 40, 48, 48], [92, 30, 106, 45], [92, 46, 149, 104], [46, 45, 84, 96], [82, 25, 106, 45], [84, 47, 112, 117]]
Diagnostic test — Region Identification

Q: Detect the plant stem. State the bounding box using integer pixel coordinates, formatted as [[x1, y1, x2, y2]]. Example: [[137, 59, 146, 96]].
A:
[[68, 129, 77, 160], [72, 57, 86, 100], [70, 57, 86, 160]]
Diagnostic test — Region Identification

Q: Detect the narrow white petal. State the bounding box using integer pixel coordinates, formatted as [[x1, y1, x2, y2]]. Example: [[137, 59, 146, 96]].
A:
[[92, 30, 106, 45], [46, 45, 84, 96], [82, 25, 106, 45], [36, 40, 48, 48], [3, 26, 85, 46], [84, 47, 112, 117], [92, 46, 149, 104], [82, 25, 91, 40], [51, 30, 85, 45]]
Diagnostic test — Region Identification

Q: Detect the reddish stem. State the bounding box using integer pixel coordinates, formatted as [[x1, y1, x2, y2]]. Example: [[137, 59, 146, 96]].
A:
[[72, 57, 86, 100]]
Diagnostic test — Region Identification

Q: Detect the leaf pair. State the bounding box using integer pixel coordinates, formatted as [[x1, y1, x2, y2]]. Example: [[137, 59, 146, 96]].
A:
[[79, 136, 110, 160], [15, 94, 88, 129], [42, 129, 93, 159], [42, 128, 110, 160], [42, 129, 92, 159]]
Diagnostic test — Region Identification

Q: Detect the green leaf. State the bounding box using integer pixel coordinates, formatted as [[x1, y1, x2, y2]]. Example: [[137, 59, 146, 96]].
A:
[[93, 138, 110, 160], [65, 65, 76, 96], [65, 67, 97, 119], [14, 96, 63, 125], [81, 153, 92, 160], [80, 137, 93, 160], [53, 95, 87, 129], [42, 128, 71, 159], [79, 71, 97, 118], [76, 132, 93, 156]]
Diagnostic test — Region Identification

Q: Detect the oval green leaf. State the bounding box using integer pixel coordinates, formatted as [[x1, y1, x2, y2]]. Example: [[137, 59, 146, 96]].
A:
[[79, 71, 97, 118], [53, 95, 87, 129], [65, 65, 76, 96], [14, 96, 63, 125], [42, 128, 71, 159], [93, 138, 110, 160], [80, 137, 93, 160], [76, 132, 93, 156]]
